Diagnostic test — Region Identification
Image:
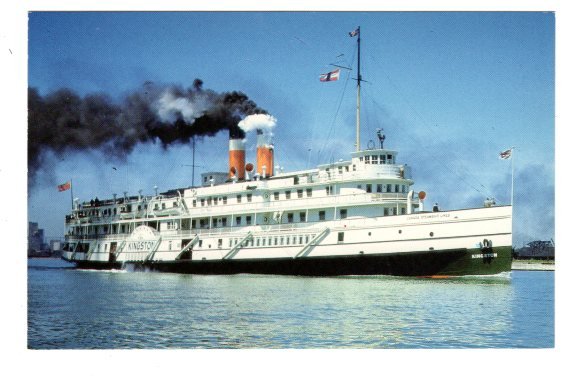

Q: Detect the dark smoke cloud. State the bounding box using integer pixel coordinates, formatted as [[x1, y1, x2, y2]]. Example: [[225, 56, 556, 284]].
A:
[[28, 80, 267, 188]]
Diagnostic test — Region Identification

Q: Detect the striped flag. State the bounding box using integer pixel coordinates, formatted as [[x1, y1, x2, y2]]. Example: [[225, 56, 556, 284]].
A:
[[349, 27, 359, 37], [58, 181, 71, 192], [319, 69, 340, 82], [499, 148, 513, 160]]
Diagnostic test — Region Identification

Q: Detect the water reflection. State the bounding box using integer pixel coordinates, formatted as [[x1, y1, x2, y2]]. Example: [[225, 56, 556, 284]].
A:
[[28, 259, 547, 349]]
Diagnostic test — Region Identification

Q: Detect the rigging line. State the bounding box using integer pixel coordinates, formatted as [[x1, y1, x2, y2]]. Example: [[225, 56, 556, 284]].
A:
[[367, 56, 491, 197], [319, 70, 351, 163], [367, 92, 487, 196], [318, 44, 357, 163]]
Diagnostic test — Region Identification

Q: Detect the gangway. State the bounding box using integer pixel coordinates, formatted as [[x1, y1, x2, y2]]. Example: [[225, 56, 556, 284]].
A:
[[294, 227, 330, 258], [222, 232, 253, 260]]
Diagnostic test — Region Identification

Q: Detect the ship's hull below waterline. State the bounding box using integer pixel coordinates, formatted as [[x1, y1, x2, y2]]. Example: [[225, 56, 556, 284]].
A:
[[67, 246, 511, 277]]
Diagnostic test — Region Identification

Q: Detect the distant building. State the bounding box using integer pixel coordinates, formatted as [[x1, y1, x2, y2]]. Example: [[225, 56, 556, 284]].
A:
[[28, 222, 45, 252]]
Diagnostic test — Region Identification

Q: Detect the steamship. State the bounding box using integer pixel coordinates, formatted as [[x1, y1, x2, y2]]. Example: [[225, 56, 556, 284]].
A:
[[61, 28, 512, 276]]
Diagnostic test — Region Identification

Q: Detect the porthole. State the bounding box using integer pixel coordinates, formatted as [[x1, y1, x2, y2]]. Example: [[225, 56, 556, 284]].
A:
[[368, 232, 372, 236], [398, 230, 402, 234], [429, 232, 434, 237]]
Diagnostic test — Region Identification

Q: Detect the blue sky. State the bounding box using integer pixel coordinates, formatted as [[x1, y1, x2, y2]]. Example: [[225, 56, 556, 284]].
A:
[[27, 11, 555, 246]]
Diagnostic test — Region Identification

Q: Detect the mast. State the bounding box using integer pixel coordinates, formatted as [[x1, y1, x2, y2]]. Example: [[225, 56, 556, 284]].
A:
[[355, 26, 361, 152]]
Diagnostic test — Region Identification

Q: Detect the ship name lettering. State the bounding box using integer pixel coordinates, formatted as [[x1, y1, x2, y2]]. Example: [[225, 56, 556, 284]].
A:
[[127, 241, 154, 251], [471, 253, 498, 259]]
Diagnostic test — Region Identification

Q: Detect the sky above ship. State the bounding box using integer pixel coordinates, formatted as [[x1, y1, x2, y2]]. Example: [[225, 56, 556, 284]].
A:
[[25, 11, 555, 245]]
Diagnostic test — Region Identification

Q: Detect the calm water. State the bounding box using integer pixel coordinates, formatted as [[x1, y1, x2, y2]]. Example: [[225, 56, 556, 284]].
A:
[[27, 258, 554, 349]]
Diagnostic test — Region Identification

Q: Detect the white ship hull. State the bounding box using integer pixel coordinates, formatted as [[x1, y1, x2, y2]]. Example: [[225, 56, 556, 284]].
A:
[[62, 205, 512, 276]]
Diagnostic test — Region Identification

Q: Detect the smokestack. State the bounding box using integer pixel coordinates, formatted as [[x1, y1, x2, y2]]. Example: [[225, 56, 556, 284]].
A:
[[229, 128, 245, 180], [256, 128, 274, 178]]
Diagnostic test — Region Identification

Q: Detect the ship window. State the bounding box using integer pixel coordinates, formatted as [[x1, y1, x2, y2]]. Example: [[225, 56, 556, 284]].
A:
[[286, 237, 290, 245], [293, 176, 299, 185], [371, 155, 378, 164], [212, 218, 217, 227], [246, 216, 252, 225], [364, 157, 370, 164], [352, 164, 357, 171], [345, 166, 349, 172], [198, 240, 203, 248], [162, 203, 166, 209], [338, 232, 344, 243], [393, 207, 397, 215], [387, 154, 393, 163], [326, 186, 330, 196], [237, 195, 242, 203], [366, 184, 372, 193], [222, 218, 227, 227], [299, 212, 306, 222], [236, 217, 241, 226], [384, 208, 389, 216], [401, 208, 406, 215], [306, 188, 312, 197], [297, 189, 303, 198], [359, 157, 363, 162], [280, 237, 284, 245], [305, 236, 309, 243], [173, 201, 178, 207], [218, 239, 222, 248], [256, 238, 260, 246], [207, 198, 212, 206], [380, 155, 385, 164], [430, 232, 434, 237], [387, 184, 392, 192], [213, 198, 218, 206], [274, 237, 278, 245], [395, 185, 400, 193], [274, 192, 279, 200], [192, 200, 197, 207], [192, 219, 197, 228], [340, 209, 347, 219], [285, 191, 291, 199], [200, 199, 205, 207], [299, 236, 303, 244], [319, 211, 326, 221], [268, 238, 272, 246], [223, 196, 227, 205], [377, 184, 383, 193], [287, 213, 294, 223], [338, 166, 343, 174], [247, 194, 252, 202]]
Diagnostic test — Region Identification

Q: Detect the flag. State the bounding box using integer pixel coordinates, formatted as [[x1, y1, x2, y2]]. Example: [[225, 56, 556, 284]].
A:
[[58, 181, 71, 192], [319, 69, 340, 82], [349, 27, 359, 37], [499, 148, 513, 159]]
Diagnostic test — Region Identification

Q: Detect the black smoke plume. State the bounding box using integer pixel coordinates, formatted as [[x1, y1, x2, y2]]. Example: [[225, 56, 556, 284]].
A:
[[28, 80, 267, 188]]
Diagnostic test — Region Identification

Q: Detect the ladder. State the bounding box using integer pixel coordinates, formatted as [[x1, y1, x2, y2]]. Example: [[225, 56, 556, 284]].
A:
[[113, 240, 127, 261], [69, 242, 80, 261], [144, 236, 163, 262], [175, 235, 199, 260], [294, 227, 330, 258], [222, 232, 253, 260], [85, 241, 96, 261]]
